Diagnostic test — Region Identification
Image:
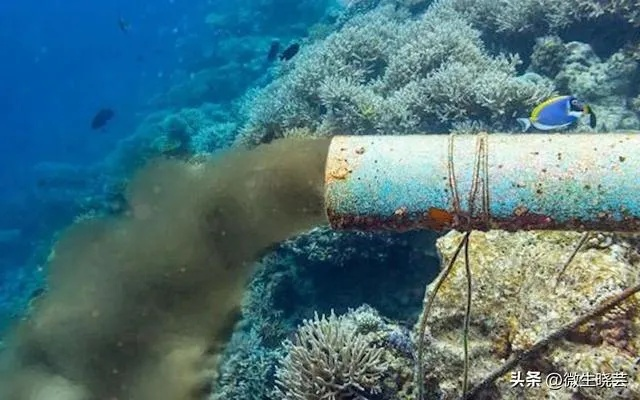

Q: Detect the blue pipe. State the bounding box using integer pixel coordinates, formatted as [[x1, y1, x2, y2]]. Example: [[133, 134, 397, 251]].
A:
[[324, 134, 640, 232]]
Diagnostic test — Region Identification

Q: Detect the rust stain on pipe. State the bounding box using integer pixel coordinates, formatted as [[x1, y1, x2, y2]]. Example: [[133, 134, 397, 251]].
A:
[[324, 133, 640, 232]]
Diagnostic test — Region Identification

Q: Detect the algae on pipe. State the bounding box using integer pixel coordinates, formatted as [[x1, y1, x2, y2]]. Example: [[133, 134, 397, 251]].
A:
[[324, 134, 640, 232]]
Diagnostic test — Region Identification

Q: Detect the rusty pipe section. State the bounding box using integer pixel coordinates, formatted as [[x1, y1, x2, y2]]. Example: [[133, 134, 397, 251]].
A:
[[324, 134, 640, 232]]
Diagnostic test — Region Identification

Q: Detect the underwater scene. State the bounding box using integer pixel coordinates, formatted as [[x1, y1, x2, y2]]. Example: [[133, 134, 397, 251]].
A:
[[1, 0, 640, 399]]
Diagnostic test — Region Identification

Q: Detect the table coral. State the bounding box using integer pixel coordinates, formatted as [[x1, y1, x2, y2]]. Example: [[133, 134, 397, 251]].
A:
[[418, 230, 640, 399]]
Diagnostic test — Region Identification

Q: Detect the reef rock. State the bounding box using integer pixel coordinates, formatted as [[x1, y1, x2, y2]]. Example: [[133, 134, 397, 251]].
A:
[[419, 230, 640, 399], [552, 41, 640, 131], [556, 42, 637, 99]]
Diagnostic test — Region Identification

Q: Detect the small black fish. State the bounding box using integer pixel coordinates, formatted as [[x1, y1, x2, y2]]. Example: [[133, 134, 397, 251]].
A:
[[279, 43, 300, 61], [267, 40, 280, 62], [91, 108, 115, 130]]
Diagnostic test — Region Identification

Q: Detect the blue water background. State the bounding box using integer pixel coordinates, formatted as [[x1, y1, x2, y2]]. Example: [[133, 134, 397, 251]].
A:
[[0, 0, 332, 324]]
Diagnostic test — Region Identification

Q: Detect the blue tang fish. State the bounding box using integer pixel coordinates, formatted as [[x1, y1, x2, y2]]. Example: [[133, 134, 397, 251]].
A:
[[517, 95, 596, 131]]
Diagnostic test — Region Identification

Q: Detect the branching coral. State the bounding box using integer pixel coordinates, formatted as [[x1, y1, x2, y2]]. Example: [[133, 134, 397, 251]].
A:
[[439, 0, 578, 33], [273, 311, 389, 399], [576, 0, 640, 26], [381, 12, 486, 89], [402, 56, 554, 125], [237, 4, 554, 145], [237, 7, 402, 145], [438, 0, 640, 34]]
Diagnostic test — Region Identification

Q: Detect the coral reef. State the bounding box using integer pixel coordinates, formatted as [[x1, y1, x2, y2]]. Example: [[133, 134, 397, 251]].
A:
[[211, 226, 441, 399], [555, 42, 638, 100], [211, 328, 283, 400], [442, 0, 577, 34], [150, 38, 272, 110], [5, 0, 640, 398], [442, 0, 640, 34], [274, 310, 389, 399], [577, 0, 640, 26], [551, 40, 640, 130], [101, 103, 237, 183], [152, 104, 237, 157], [418, 230, 640, 399], [237, 0, 640, 145], [151, 0, 336, 111], [239, 228, 440, 347], [237, 4, 554, 145], [274, 306, 420, 400], [530, 36, 567, 78]]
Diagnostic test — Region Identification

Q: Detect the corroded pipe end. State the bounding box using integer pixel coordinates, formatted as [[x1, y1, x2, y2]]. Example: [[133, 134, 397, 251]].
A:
[[324, 135, 455, 231]]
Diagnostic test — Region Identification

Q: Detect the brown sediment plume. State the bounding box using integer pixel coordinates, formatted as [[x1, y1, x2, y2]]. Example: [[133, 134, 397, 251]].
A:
[[0, 137, 331, 400]]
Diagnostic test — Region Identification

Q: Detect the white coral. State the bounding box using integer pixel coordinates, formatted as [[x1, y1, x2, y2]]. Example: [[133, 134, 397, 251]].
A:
[[274, 311, 389, 400]]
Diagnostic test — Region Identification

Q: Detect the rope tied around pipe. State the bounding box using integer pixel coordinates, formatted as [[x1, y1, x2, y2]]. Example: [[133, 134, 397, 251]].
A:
[[448, 133, 491, 230]]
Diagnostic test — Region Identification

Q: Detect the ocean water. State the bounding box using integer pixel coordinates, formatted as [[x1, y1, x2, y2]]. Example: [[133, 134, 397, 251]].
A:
[[0, 0, 328, 321], [0, 0, 639, 399]]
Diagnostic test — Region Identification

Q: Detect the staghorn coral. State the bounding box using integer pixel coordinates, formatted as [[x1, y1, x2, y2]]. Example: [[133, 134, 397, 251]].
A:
[[433, 0, 578, 34], [576, 0, 640, 26], [380, 11, 487, 90], [439, 0, 640, 35], [236, 6, 402, 145], [395, 56, 554, 126], [237, 4, 554, 145], [274, 310, 389, 399], [417, 230, 640, 399], [337, 0, 383, 14]]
